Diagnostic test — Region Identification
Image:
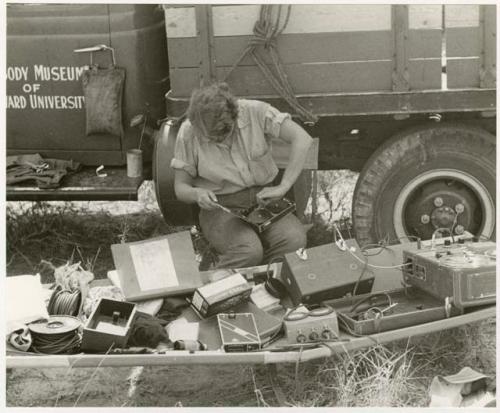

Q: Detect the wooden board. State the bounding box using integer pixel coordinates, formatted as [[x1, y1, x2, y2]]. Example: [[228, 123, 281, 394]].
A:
[[6, 305, 494, 368], [447, 59, 481, 89], [166, 89, 496, 119], [6, 165, 144, 201], [170, 61, 393, 97], [408, 59, 442, 90], [164, 5, 393, 38], [447, 27, 481, 58], [168, 31, 394, 68], [408, 30, 441, 59], [408, 4, 442, 30], [445, 4, 480, 28]]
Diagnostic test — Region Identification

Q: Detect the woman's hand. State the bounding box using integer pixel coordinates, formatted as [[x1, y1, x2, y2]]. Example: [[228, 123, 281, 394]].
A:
[[256, 184, 289, 205], [195, 188, 219, 210]]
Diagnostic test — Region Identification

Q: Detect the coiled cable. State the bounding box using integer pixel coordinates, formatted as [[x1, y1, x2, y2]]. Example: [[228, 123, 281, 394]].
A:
[[30, 330, 81, 354], [48, 286, 81, 316]]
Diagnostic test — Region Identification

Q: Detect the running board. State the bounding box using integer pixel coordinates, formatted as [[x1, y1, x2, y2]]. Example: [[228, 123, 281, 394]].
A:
[[7, 166, 147, 201]]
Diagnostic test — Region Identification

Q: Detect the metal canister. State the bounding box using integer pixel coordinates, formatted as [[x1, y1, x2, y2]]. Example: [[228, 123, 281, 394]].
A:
[[127, 149, 143, 178]]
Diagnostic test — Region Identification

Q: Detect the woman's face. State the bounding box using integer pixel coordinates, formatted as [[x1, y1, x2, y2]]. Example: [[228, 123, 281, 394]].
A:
[[198, 111, 236, 143], [205, 119, 235, 142]]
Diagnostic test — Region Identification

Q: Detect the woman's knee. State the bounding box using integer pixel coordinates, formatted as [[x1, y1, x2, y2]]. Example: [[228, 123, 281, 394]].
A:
[[217, 237, 264, 268], [282, 223, 307, 251]]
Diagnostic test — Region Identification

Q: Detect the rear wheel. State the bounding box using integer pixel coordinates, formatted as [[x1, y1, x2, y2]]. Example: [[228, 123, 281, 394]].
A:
[[352, 124, 496, 245]]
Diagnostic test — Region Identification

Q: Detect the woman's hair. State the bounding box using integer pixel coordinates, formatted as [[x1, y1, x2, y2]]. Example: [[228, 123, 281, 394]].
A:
[[187, 82, 238, 137]]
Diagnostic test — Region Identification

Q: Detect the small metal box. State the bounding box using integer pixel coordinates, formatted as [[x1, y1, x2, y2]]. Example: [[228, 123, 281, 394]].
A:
[[329, 287, 461, 336], [82, 298, 137, 353], [217, 313, 261, 352]]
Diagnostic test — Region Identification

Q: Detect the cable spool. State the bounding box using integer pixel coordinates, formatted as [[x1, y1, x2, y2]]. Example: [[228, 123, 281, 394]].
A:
[[48, 285, 81, 316], [28, 315, 82, 354]]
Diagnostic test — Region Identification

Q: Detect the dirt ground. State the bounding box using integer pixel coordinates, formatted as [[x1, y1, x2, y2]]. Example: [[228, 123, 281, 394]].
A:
[[7, 364, 278, 407], [5, 178, 496, 407]]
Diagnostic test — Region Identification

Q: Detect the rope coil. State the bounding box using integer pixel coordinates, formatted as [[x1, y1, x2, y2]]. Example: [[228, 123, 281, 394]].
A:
[[224, 5, 318, 125]]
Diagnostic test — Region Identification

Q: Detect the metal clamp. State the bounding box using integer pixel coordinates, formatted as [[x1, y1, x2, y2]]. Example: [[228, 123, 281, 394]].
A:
[[73, 44, 116, 67], [444, 296, 452, 318]]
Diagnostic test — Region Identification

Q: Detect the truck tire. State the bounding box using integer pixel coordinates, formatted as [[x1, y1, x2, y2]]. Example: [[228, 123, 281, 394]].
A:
[[352, 123, 496, 246], [153, 121, 198, 225]]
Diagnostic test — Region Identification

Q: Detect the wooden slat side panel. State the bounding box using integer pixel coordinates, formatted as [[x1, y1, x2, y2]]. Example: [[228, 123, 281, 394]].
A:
[[446, 27, 481, 57], [211, 5, 392, 36], [409, 4, 442, 30], [214, 32, 394, 67], [408, 60, 442, 90], [408, 30, 441, 58], [170, 61, 393, 97], [445, 5, 480, 28], [447, 59, 481, 89], [167, 32, 394, 69], [164, 6, 196, 38], [167, 38, 198, 69], [480, 5, 496, 88]]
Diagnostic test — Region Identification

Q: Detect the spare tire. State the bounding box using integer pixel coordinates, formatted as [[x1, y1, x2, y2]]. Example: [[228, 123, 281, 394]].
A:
[[153, 121, 198, 225], [352, 123, 496, 246]]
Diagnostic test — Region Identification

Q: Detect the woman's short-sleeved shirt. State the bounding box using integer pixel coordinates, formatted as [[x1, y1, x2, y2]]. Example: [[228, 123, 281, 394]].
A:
[[171, 99, 291, 194]]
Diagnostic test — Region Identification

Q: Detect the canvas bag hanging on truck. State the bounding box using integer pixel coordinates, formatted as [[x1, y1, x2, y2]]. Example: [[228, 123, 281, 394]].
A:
[[75, 45, 125, 137]]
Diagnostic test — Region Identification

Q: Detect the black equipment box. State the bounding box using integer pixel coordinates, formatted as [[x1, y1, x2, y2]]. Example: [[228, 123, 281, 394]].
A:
[[281, 240, 374, 305], [82, 298, 137, 352], [328, 287, 461, 336], [402, 241, 496, 309], [217, 313, 261, 352], [233, 198, 295, 233]]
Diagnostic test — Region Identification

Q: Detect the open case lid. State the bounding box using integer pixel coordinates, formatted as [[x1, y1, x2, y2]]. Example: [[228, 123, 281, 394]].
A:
[[111, 231, 203, 301]]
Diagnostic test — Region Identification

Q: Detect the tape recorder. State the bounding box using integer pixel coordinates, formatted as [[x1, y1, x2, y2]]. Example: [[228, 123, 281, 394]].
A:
[[402, 240, 496, 309]]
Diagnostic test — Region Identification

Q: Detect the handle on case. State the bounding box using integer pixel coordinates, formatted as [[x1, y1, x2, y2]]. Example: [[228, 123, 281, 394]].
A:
[[74, 44, 116, 67]]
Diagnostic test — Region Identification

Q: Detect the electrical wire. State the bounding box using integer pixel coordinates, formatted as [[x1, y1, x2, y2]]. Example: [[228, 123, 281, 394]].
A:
[[48, 287, 81, 316], [266, 255, 284, 279], [349, 292, 392, 314], [333, 224, 412, 270], [30, 330, 81, 354]]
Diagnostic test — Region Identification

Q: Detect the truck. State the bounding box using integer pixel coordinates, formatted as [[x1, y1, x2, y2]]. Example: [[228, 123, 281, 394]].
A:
[[6, 3, 496, 246]]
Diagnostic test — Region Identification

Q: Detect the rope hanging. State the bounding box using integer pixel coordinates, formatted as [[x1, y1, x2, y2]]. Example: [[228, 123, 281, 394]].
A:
[[223, 5, 318, 125]]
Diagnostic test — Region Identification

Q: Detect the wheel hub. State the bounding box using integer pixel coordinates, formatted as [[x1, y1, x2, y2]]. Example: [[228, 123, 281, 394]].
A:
[[430, 206, 456, 228], [394, 169, 495, 241]]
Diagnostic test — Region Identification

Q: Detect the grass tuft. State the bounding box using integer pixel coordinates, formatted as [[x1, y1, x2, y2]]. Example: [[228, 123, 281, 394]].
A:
[[7, 200, 177, 282]]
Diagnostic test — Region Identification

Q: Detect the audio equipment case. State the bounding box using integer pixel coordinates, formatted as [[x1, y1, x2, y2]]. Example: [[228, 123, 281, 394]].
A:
[[281, 240, 374, 305], [327, 287, 461, 336]]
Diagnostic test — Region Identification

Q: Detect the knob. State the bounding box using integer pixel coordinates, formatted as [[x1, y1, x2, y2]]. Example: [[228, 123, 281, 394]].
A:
[[296, 334, 306, 343], [321, 330, 334, 340], [309, 331, 319, 341]]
